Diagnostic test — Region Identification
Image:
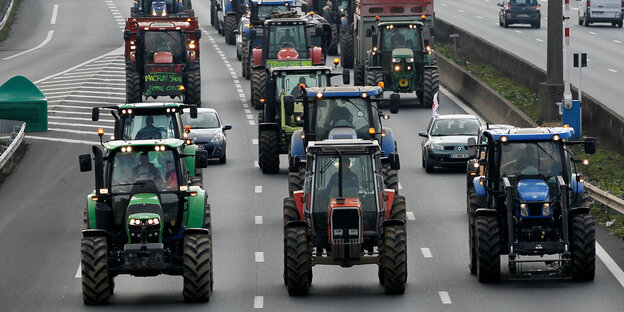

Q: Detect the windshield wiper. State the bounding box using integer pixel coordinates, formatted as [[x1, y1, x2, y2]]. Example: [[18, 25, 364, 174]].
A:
[[320, 155, 339, 174], [343, 99, 367, 117]]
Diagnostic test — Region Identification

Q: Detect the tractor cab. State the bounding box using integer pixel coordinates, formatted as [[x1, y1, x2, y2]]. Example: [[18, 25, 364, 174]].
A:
[[132, 0, 194, 17]]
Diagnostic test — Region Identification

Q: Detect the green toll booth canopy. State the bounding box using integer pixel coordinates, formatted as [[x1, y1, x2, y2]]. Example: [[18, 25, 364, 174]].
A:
[[0, 75, 48, 132]]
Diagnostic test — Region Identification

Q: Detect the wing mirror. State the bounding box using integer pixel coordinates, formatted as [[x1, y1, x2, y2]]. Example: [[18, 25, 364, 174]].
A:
[[467, 137, 477, 158], [389, 93, 400, 114], [190, 105, 198, 118], [584, 137, 596, 155], [79, 154, 92, 172], [223, 124, 232, 131], [92, 107, 99, 121], [284, 95, 295, 116], [195, 150, 209, 168], [418, 131, 428, 138], [342, 69, 350, 85]]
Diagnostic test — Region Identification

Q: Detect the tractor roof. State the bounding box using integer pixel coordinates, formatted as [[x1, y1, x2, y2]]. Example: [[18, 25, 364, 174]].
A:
[[306, 86, 383, 98], [307, 139, 381, 154], [269, 66, 333, 75], [104, 139, 185, 151], [118, 103, 187, 109], [485, 127, 574, 142], [126, 17, 199, 30], [253, 0, 297, 5], [264, 18, 307, 26], [378, 21, 424, 27]]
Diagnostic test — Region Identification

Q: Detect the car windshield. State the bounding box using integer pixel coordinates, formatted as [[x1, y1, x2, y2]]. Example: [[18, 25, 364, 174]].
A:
[[381, 25, 422, 51], [181, 111, 220, 129], [510, 0, 538, 6], [143, 31, 184, 63], [312, 97, 379, 140], [277, 73, 328, 98], [499, 141, 563, 178], [257, 5, 291, 19], [430, 118, 480, 136], [268, 24, 309, 59], [120, 114, 178, 140]]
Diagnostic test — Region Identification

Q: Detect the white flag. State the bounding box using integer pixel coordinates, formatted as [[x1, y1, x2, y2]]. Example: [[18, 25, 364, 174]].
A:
[[432, 92, 439, 117]]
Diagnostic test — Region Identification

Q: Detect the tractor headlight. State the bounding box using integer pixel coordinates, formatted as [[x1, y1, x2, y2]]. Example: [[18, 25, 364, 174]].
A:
[[392, 58, 400, 63], [520, 203, 528, 217], [211, 133, 224, 143], [348, 229, 358, 236], [429, 143, 444, 150], [333, 229, 343, 236], [542, 203, 551, 216], [394, 64, 401, 72], [129, 218, 139, 226], [407, 57, 414, 63]]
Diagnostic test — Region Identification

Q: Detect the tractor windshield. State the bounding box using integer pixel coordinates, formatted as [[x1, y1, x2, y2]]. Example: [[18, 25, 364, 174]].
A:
[[312, 154, 377, 232], [499, 141, 564, 180], [120, 114, 178, 140], [380, 25, 422, 52], [277, 72, 328, 98], [257, 5, 291, 19], [143, 31, 185, 64], [268, 24, 309, 59], [311, 97, 379, 140]]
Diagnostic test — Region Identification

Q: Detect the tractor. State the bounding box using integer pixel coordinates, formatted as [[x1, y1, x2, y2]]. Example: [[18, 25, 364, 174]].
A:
[[78, 137, 212, 304], [124, 17, 202, 105], [467, 127, 597, 282], [132, 0, 194, 17], [288, 86, 400, 194], [214, 0, 248, 44], [257, 66, 349, 174], [308, 0, 355, 64], [283, 138, 406, 295], [249, 18, 325, 109]]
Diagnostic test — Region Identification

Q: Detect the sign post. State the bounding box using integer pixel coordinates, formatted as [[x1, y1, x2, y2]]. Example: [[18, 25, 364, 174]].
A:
[[449, 33, 459, 60]]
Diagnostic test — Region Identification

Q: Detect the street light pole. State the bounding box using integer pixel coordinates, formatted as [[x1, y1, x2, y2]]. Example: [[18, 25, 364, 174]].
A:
[[538, 0, 564, 122]]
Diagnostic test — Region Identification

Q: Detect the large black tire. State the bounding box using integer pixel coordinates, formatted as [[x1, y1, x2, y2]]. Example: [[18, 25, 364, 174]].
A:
[[468, 214, 477, 275], [283, 196, 300, 224], [328, 24, 339, 56], [423, 153, 434, 173], [354, 64, 365, 86], [251, 69, 267, 110], [203, 204, 214, 292], [420, 68, 439, 106], [366, 69, 383, 87], [259, 130, 280, 174], [125, 63, 142, 103], [210, 2, 216, 27], [381, 164, 399, 194], [389, 195, 406, 221], [476, 216, 500, 283], [83, 207, 89, 230], [340, 31, 354, 69], [184, 64, 201, 106], [533, 21, 541, 29], [183, 234, 213, 302], [571, 214, 595, 281], [288, 166, 305, 195], [583, 17, 590, 26], [284, 225, 312, 296], [242, 41, 250, 79], [81, 236, 112, 305], [381, 224, 407, 294], [224, 15, 237, 45]]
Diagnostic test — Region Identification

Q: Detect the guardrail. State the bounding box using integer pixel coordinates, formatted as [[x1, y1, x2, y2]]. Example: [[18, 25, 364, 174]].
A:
[[586, 184, 624, 215], [0, 119, 25, 171], [0, 0, 15, 31]]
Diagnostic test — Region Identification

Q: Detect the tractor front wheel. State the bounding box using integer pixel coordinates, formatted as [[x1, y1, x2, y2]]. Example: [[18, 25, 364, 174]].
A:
[[381, 163, 399, 194], [125, 64, 142, 103], [251, 69, 267, 109], [420, 68, 439, 107], [571, 214, 595, 281], [288, 166, 305, 195], [285, 225, 312, 296], [476, 216, 500, 283], [242, 41, 250, 79], [259, 130, 280, 174], [81, 236, 112, 305], [328, 24, 339, 56], [183, 234, 213, 302], [366, 69, 384, 87], [340, 31, 354, 69], [184, 64, 202, 106], [354, 64, 365, 86], [381, 224, 407, 294], [468, 214, 477, 275], [224, 15, 237, 45], [389, 194, 406, 221]]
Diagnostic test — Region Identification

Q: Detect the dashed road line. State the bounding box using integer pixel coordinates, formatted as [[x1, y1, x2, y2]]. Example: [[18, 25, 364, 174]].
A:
[[406, 212, 415, 221], [249, 120, 256, 126], [614, 40, 622, 44], [252, 139, 258, 145], [589, 31, 597, 35], [536, 38, 544, 42], [25, 136, 98, 145], [398, 182, 403, 190], [254, 296, 264, 309], [514, 30, 523, 34], [75, 264, 81, 278], [51, 4, 59, 25], [608, 69, 618, 73], [255, 252, 265, 262], [421, 247, 433, 258], [255, 185, 262, 193], [255, 216, 263, 224], [439, 291, 452, 304], [254, 161, 259, 168]]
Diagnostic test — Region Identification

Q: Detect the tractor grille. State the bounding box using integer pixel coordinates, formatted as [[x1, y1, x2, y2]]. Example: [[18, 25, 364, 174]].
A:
[[528, 203, 543, 217]]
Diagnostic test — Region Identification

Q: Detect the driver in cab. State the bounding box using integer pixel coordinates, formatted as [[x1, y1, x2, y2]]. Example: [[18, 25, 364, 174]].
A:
[[135, 116, 163, 140], [130, 153, 163, 184]]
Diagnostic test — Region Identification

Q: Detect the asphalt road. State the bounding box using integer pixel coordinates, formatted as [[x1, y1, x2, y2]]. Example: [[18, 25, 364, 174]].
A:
[[0, 0, 623, 311], [436, 0, 624, 117]]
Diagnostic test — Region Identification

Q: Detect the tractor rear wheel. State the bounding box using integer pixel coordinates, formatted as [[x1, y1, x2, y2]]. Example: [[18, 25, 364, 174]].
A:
[[125, 64, 142, 103], [183, 234, 213, 302], [354, 64, 365, 86], [288, 166, 305, 195], [366, 69, 383, 87], [340, 31, 354, 69], [184, 64, 202, 106], [242, 41, 250, 79], [203, 204, 214, 291], [420, 68, 439, 107], [210, 2, 216, 26], [285, 225, 312, 296], [571, 214, 595, 281], [381, 224, 407, 294], [328, 24, 339, 56], [224, 15, 237, 45], [252, 69, 267, 109], [283, 196, 299, 224], [259, 130, 280, 174], [389, 195, 406, 221], [81, 236, 112, 305], [476, 216, 500, 283], [382, 163, 399, 194]]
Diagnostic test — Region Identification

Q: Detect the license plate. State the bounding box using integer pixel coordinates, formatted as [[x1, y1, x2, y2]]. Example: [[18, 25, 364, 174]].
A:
[[451, 153, 469, 159], [197, 145, 205, 150], [518, 14, 529, 17]]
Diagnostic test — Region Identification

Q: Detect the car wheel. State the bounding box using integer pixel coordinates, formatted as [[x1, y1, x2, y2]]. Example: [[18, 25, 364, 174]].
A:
[[503, 17, 509, 28], [219, 151, 226, 164]]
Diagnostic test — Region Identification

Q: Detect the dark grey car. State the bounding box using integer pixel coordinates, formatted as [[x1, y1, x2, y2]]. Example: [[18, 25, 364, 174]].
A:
[[182, 108, 232, 164], [498, 0, 542, 28]]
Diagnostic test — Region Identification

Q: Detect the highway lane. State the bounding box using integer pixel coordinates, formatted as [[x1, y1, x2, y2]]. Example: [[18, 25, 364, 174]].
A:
[[436, 0, 624, 116], [0, 0, 623, 310]]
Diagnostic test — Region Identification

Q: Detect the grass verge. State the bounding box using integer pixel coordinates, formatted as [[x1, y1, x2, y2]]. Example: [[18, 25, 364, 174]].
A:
[[0, 0, 20, 43]]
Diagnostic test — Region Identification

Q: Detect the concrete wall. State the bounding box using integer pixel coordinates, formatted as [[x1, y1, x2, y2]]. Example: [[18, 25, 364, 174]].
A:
[[436, 18, 624, 154]]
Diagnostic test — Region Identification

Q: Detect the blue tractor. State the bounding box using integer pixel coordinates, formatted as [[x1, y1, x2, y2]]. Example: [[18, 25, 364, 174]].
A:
[[467, 127, 597, 282], [288, 86, 400, 194]]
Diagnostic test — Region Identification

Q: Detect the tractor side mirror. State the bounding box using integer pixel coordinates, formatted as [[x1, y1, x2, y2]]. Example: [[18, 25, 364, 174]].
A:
[[223, 124, 232, 131], [123, 30, 131, 41], [418, 131, 428, 138], [284, 95, 295, 116], [389, 93, 400, 114], [342, 69, 350, 85], [250, 29, 257, 40], [366, 28, 373, 37], [390, 153, 400, 170], [79, 154, 92, 172], [301, 3, 308, 13], [584, 137, 596, 155], [92, 107, 100, 121], [190, 105, 198, 118], [467, 137, 477, 158], [195, 150, 209, 168], [194, 29, 202, 40]]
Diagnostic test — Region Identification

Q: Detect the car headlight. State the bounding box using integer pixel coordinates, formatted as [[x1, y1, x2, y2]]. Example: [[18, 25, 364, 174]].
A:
[[211, 133, 224, 143], [429, 143, 444, 150]]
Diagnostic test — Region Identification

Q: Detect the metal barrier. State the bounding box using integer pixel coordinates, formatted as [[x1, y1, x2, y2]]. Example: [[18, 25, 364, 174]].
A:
[[0, 0, 15, 31], [0, 119, 25, 171], [586, 183, 624, 215]]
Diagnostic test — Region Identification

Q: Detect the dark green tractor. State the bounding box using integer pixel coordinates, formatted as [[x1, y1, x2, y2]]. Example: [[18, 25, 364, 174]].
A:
[[79, 139, 212, 304]]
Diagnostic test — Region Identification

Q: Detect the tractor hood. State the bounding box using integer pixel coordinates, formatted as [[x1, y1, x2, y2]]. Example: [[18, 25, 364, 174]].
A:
[[129, 193, 161, 207], [189, 128, 220, 143], [517, 179, 550, 202], [392, 48, 414, 59]]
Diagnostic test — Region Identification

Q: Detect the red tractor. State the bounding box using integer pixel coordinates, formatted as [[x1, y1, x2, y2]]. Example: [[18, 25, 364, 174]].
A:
[[124, 17, 202, 105], [283, 137, 406, 295]]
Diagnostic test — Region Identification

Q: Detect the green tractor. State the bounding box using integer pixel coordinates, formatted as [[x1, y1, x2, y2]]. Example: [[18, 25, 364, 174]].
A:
[[355, 20, 439, 106], [257, 66, 349, 174], [78, 138, 212, 304]]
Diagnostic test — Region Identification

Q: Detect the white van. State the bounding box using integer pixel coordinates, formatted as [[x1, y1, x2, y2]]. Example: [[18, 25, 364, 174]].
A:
[[578, 0, 623, 27]]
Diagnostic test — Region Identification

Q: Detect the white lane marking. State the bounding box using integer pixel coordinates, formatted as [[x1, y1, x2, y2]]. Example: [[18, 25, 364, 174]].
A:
[[49, 110, 98, 116], [441, 3, 447, 6], [458, 9, 464, 13], [608, 69, 618, 73], [515, 30, 523, 34], [4, 30, 55, 60], [597, 243, 624, 288], [47, 99, 124, 106], [398, 182, 403, 190], [249, 120, 256, 126], [35, 46, 124, 84], [244, 108, 252, 114], [421, 248, 433, 258], [614, 40, 622, 44], [48, 104, 96, 110], [75, 264, 81, 278], [255, 185, 263, 193], [589, 31, 597, 35], [48, 121, 113, 129], [45, 94, 125, 101], [246, 114, 254, 120], [254, 296, 264, 309], [44, 90, 125, 96], [536, 38, 544, 42], [255, 216, 263, 224], [48, 116, 114, 122], [255, 252, 264, 262], [476, 16, 483, 19], [252, 139, 258, 145], [51, 4, 59, 25], [254, 161, 259, 168], [25, 136, 98, 145], [406, 212, 415, 221], [48, 128, 97, 135], [233, 79, 240, 84], [439, 291, 452, 304]]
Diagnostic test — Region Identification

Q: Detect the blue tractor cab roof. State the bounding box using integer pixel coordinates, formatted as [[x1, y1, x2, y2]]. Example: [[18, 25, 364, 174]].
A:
[[306, 86, 383, 98], [486, 127, 574, 142], [252, 0, 297, 5]]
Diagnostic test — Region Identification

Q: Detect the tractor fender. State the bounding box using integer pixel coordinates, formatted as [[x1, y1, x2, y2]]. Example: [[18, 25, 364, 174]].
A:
[[473, 177, 486, 199], [184, 228, 210, 236], [253, 48, 263, 67], [82, 229, 111, 240], [285, 220, 308, 228], [383, 189, 396, 220], [311, 46, 323, 65], [293, 190, 306, 221], [86, 192, 97, 229], [290, 129, 305, 160], [424, 65, 438, 71], [383, 219, 405, 227], [185, 186, 206, 228], [475, 208, 498, 217], [258, 122, 280, 133], [224, 0, 233, 14], [570, 174, 584, 197], [569, 207, 591, 215], [380, 127, 396, 157]]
